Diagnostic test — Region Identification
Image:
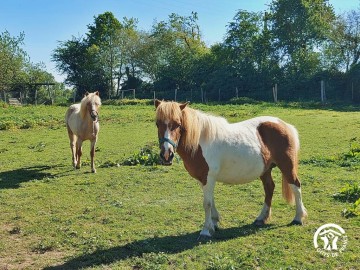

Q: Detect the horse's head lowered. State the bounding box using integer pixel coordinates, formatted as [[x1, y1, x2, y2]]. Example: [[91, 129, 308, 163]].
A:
[[155, 99, 188, 165], [81, 91, 101, 122]]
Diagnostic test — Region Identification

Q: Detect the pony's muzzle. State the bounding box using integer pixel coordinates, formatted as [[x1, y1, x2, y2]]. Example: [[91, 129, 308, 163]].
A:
[[160, 149, 174, 165], [90, 110, 98, 122]]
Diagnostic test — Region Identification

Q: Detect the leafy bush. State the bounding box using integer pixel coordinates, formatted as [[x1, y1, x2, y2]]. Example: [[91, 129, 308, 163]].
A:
[[132, 252, 169, 270], [333, 184, 360, 202], [301, 138, 360, 169], [102, 98, 153, 106], [122, 143, 160, 166], [333, 184, 360, 218]]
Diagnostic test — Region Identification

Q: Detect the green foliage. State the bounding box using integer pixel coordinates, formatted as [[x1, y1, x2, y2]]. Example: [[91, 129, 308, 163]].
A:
[[333, 184, 360, 203], [0, 31, 28, 89], [301, 138, 360, 169], [207, 254, 237, 270], [333, 184, 360, 218], [0, 105, 64, 130], [122, 143, 160, 166], [132, 252, 169, 270], [102, 98, 153, 106]]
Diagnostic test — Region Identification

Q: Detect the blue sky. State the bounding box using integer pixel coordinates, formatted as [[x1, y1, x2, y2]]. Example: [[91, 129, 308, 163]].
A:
[[1, 0, 359, 82]]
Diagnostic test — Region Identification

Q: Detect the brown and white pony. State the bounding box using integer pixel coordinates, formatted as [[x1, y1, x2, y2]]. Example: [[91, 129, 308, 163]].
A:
[[155, 100, 307, 238], [65, 91, 101, 173]]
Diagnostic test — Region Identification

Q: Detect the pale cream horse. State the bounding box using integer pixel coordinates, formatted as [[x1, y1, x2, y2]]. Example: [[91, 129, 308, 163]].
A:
[[65, 91, 101, 173]]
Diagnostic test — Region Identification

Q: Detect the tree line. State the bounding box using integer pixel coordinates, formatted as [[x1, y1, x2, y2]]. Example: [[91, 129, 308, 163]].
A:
[[2, 0, 360, 104], [0, 31, 68, 105]]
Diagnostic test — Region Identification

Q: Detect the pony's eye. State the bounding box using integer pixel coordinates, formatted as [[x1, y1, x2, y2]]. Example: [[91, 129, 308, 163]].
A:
[[171, 123, 181, 131]]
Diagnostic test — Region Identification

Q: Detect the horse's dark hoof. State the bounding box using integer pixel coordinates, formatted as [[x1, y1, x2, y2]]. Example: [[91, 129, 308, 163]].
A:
[[253, 219, 265, 226], [197, 234, 212, 243], [289, 220, 303, 226]]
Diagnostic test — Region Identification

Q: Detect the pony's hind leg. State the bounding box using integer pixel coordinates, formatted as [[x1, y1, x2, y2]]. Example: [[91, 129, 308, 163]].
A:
[[254, 168, 275, 226], [288, 177, 307, 225], [279, 165, 307, 225]]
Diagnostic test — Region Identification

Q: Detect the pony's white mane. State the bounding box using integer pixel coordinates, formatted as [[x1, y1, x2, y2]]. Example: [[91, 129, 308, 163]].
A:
[[191, 109, 228, 143]]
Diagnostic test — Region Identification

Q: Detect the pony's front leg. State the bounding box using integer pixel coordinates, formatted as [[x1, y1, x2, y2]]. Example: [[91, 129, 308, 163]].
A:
[[90, 140, 97, 173], [75, 140, 83, 169], [211, 198, 220, 230], [70, 141, 77, 169], [199, 177, 217, 239]]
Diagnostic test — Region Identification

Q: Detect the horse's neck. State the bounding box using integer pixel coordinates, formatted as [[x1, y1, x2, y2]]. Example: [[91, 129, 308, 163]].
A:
[[80, 104, 90, 121]]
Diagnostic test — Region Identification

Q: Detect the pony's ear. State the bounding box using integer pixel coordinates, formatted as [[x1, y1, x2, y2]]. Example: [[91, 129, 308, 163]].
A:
[[154, 99, 162, 108], [179, 101, 189, 111], [95, 91, 100, 96], [84, 91, 89, 97]]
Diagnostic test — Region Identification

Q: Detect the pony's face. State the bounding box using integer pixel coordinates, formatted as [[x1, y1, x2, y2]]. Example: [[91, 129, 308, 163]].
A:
[[83, 91, 101, 122], [155, 100, 187, 165]]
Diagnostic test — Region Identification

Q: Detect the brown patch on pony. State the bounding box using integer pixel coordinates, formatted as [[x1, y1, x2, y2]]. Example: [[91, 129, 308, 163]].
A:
[[177, 144, 209, 185], [257, 121, 300, 205]]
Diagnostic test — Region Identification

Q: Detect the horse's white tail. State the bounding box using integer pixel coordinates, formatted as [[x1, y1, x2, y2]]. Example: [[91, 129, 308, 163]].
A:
[[281, 123, 300, 205]]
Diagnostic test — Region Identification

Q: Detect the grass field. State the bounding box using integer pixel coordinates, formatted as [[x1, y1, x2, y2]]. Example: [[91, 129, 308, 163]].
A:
[[0, 102, 359, 269]]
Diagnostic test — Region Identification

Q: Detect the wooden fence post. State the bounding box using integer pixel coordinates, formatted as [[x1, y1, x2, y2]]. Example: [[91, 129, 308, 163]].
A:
[[321, 80, 326, 103], [272, 84, 278, 103]]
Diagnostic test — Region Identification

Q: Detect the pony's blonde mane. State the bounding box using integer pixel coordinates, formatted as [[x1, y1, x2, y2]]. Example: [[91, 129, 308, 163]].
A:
[[156, 101, 228, 155], [80, 93, 101, 119]]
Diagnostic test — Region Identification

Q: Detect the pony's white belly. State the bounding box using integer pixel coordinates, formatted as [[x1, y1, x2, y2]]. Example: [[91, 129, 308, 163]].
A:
[[217, 153, 264, 183], [201, 126, 265, 184]]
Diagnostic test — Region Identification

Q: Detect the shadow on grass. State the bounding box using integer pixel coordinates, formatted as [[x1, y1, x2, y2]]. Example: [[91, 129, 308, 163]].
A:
[[44, 224, 277, 270], [0, 165, 68, 189]]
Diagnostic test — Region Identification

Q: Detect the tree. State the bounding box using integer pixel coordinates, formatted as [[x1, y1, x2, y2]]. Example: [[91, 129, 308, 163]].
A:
[[87, 12, 122, 98], [324, 9, 360, 72], [270, 0, 335, 55], [53, 12, 141, 99], [0, 31, 28, 99], [268, 0, 335, 99], [139, 12, 208, 99], [24, 62, 55, 104], [52, 36, 105, 98], [223, 10, 271, 98]]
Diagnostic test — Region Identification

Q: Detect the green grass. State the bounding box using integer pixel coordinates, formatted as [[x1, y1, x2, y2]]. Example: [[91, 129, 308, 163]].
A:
[[0, 102, 359, 269]]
